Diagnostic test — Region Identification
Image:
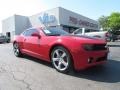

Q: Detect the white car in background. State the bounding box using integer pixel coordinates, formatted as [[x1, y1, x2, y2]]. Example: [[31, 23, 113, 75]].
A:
[[72, 28, 111, 41]]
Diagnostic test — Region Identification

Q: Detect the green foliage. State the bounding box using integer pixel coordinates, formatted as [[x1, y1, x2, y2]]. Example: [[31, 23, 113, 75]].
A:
[[98, 15, 109, 30], [98, 12, 120, 33], [108, 12, 120, 32]]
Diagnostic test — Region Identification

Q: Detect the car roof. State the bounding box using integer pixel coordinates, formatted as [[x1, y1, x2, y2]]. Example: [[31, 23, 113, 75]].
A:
[[26, 27, 45, 31]]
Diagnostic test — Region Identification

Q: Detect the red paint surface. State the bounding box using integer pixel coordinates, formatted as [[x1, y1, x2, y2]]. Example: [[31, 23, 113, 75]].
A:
[[13, 27, 108, 70]]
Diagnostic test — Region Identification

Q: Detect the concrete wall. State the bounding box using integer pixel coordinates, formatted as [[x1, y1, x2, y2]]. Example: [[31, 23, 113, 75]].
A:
[[2, 16, 15, 35], [14, 15, 31, 35], [2, 15, 31, 41], [2, 16, 15, 41], [59, 7, 99, 30]]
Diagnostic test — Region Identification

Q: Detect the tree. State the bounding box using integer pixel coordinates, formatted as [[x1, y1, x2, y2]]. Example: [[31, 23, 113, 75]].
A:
[[98, 12, 120, 33], [108, 12, 120, 33], [98, 15, 109, 31]]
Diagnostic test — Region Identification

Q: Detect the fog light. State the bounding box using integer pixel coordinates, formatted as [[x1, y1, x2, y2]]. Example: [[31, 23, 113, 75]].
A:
[[88, 57, 93, 63]]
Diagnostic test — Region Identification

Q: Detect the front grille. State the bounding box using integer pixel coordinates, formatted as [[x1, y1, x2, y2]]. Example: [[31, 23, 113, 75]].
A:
[[96, 54, 107, 62], [92, 44, 107, 51]]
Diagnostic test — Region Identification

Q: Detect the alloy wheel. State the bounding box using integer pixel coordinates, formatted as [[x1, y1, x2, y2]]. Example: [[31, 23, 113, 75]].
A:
[[52, 48, 69, 71], [13, 43, 21, 57]]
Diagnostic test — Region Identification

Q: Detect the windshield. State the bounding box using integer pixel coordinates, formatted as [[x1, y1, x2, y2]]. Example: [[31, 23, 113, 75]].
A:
[[43, 29, 69, 36]]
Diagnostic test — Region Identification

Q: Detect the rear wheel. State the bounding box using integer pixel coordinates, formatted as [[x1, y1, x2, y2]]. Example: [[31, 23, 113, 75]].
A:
[[51, 46, 73, 73], [13, 43, 22, 57]]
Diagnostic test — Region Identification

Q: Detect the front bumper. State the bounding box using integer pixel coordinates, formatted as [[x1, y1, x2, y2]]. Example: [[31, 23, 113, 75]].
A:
[[72, 50, 108, 70]]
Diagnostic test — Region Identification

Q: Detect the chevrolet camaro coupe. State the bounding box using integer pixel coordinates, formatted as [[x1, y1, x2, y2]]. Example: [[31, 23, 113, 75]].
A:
[[13, 27, 109, 73]]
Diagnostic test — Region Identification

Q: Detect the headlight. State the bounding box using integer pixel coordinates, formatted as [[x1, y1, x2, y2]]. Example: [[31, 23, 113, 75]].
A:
[[83, 44, 93, 51], [83, 44, 108, 51]]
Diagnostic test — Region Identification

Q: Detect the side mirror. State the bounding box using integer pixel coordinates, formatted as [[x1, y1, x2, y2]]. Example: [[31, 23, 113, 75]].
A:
[[31, 33, 41, 39]]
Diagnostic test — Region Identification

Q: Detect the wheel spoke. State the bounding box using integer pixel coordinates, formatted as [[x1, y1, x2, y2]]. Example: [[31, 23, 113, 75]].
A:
[[55, 50, 60, 57], [14, 47, 17, 53], [52, 58, 59, 62], [14, 44, 18, 49], [14, 46, 16, 49], [16, 49, 19, 53], [61, 52, 66, 58], [15, 50, 17, 53], [61, 59, 68, 67], [58, 61, 62, 70], [14, 44, 18, 50]]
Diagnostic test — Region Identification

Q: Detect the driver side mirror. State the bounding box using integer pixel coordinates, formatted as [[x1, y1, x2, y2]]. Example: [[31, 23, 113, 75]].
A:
[[31, 33, 41, 39]]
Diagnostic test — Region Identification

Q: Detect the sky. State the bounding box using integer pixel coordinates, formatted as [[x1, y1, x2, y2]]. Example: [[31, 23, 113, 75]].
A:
[[0, 0, 120, 32]]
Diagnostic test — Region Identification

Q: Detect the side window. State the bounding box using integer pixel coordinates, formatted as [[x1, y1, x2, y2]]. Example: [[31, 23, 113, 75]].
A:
[[22, 30, 31, 36], [90, 30, 99, 32], [85, 29, 90, 33], [30, 29, 39, 36], [22, 29, 39, 36], [22, 30, 27, 36]]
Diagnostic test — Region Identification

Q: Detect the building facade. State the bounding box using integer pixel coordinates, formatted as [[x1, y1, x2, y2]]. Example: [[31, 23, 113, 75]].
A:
[[2, 7, 99, 41], [2, 15, 31, 41]]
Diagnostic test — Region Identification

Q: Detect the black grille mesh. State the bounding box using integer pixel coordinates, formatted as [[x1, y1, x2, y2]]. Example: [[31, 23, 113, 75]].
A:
[[92, 44, 107, 51]]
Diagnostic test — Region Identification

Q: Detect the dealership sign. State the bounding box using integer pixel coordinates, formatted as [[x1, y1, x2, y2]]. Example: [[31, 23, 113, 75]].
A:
[[69, 16, 98, 28], [39, 13, 56, 24]]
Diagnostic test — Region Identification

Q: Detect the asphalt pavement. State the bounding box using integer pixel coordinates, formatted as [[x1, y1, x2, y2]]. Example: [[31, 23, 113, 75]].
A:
[[0, 43, 120, 90]]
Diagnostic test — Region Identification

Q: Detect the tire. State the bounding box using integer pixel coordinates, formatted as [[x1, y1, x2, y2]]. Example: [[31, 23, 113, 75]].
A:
[[13, 43, 22, 57], [6, 40, 10, 43], [51, 46, 73, 73]]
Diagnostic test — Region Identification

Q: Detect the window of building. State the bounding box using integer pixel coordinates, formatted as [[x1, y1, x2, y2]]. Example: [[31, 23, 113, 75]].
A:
[[63, 26, 77, 33], [63, 26, 70, 33]]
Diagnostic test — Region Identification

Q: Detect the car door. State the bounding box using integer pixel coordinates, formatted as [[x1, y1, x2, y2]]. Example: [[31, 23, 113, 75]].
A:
[[23, 29, 40, 55]]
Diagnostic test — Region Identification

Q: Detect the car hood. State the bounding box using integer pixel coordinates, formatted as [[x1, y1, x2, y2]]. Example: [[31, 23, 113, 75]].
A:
[[61, 35, 106, 44]]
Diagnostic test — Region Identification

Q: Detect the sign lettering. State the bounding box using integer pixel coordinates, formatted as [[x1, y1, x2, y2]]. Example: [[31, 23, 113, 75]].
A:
[[39, 13, 56, 24], [69, 16, 98, 28]]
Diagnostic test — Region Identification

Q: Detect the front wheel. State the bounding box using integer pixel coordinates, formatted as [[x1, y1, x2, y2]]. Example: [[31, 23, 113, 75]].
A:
[[13, 43, 22, 57], [51, 46, 73, 73]]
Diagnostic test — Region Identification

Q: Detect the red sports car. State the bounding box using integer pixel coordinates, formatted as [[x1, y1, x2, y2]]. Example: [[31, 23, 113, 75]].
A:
[[13, 27, 109, 73]]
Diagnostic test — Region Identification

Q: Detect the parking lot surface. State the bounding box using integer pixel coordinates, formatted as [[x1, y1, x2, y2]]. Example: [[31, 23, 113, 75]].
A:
[[0, 43, 120, 90]]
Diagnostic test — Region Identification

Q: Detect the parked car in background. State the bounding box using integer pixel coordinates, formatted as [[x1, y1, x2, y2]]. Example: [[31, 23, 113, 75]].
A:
[[0, 35, 10, 43], [110, 30, 120, 41], [72, 28, 111, 41], [109, 34, 118, 42], [13, 27, 109, 73]]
